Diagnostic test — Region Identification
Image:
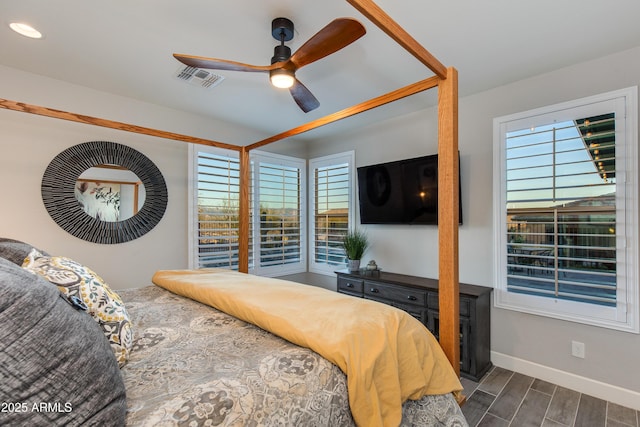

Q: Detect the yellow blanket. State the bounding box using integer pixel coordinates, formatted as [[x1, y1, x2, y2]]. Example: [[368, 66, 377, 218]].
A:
[[152, 268, 462, 427]]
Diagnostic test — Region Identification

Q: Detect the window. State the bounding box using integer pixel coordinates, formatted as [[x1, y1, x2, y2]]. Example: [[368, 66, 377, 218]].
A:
[[190, 148, 305, 275], [251, 151, 306, 276], [309, 152, 355, 275], [493, 87, 638, 333], [189, 146, 253, 270]]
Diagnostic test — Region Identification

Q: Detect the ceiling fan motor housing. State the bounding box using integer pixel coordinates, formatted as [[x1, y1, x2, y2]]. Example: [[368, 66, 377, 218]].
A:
[[271, 45, 292, 64]]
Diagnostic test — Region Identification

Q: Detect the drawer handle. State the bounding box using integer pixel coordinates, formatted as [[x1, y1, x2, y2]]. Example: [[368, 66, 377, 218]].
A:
[[407, 295, 417, 301], [370, 288, 379, 293], [346, 283, 354, 288]]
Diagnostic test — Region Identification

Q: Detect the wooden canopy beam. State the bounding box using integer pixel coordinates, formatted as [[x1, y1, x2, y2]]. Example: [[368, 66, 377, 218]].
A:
[[346, 0, 447, 79], [247, 76, 439, 150], [0, 98, 240, 152]]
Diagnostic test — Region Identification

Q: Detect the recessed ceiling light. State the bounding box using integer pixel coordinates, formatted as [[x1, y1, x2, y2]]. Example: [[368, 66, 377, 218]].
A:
[[9, 22, 42, 39]]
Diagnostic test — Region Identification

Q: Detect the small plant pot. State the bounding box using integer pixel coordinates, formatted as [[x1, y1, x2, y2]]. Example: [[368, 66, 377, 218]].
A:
[[347, 259, 361, 271]]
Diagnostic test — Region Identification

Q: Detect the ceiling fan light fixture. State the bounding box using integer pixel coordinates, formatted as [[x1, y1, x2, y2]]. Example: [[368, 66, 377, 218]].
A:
[[270, 69, 294, 89]]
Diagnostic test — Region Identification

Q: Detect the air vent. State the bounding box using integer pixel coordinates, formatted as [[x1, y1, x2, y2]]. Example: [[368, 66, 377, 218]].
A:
[[174, 65, 224, 89]]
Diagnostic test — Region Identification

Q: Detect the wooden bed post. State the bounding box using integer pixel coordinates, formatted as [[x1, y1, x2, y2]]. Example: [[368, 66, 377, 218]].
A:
[[345, 0, 461, 377], [437, 67, 460, 376], [238, 147, 250, 273]]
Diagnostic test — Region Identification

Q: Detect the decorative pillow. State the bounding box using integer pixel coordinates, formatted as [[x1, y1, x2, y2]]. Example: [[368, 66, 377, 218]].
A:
[[0, 237, 49, 265], [22, 250, 133, 368], [0, 257, 126, 425]]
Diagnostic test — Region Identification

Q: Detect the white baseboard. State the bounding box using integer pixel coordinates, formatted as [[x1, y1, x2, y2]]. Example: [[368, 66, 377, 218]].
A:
[[491, 351, 640, 411]]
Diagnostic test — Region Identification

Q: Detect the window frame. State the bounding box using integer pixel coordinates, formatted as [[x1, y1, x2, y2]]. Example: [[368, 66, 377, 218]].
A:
[[189, 145, 253, 271], [493, 87, 639, 333], [308, 151, 356, 276], [251, 150, 307, 277], [189, 146, 307, 276]]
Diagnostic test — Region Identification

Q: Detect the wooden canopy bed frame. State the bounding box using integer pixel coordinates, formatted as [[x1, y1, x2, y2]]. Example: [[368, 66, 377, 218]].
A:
[[0, 0, 460, 378]]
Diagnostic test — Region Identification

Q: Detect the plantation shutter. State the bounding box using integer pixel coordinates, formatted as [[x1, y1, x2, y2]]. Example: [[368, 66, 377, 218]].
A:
[[253, 152, 306, 275], [195, 150, 253, 270], [313, 163, 350, 267], [505, 114, 617, 306]]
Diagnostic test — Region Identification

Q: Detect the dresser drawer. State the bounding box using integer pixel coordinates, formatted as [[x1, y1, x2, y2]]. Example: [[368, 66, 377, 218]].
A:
[[364, 281, 427, 306], [428, 293, 470, 316], [394, 301, 427, 324], [338, 277, 363, 295]]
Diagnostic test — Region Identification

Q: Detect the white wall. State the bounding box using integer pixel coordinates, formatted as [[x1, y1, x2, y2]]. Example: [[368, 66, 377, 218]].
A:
[[0, 65, 271, 289], [0, 110, 186, 289], [307, 46, 640, 405]]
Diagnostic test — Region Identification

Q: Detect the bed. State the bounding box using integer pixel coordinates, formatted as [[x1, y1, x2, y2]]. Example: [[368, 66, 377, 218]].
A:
[[1, 0, 463, 382], [2, 2, 466, 424], [119, 280, 467, 426], [1, 238, 468, 426]]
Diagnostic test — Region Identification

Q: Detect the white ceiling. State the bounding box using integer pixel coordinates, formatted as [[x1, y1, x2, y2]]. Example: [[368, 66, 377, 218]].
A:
[[2, 0, 640, 143]]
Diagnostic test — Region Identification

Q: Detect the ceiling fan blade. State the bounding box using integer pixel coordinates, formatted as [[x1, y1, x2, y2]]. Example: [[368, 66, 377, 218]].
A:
[[173, 53, 276, 72], [289, 79, 320, 113], [289, 18, 366, 69]]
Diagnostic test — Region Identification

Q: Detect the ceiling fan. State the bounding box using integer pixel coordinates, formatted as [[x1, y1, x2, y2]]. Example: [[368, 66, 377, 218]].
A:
[[173, 17, 366, 113]]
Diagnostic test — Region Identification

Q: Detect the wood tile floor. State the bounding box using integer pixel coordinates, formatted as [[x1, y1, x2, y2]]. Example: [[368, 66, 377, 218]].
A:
[[460, 366, 639, 427]]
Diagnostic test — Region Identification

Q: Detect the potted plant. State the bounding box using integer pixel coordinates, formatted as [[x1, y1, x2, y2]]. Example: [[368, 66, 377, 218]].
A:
[[341, 229, 369, 271]]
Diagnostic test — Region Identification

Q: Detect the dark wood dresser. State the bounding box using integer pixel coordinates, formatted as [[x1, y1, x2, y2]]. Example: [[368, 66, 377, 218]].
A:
[[336, 269, 492, 381]]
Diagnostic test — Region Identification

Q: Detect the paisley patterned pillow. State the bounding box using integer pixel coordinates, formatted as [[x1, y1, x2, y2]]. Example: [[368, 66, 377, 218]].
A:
[[22, 250, 132, 368]]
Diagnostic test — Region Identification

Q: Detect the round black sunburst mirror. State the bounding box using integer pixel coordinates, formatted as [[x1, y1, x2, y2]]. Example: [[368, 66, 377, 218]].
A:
[[42, 141, 168, 244]]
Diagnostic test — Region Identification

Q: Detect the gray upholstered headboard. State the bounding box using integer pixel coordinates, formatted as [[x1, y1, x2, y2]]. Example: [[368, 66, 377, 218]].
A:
[[0, 244, 127, 425], [0, 237, 49, 265]]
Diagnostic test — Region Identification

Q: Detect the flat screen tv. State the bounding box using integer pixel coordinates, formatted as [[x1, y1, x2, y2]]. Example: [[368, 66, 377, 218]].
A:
[[356, 153, 462, 225]]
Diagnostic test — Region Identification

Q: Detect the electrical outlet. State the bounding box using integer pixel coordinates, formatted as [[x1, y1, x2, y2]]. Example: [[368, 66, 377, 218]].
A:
[[571, 340, 585, 358]]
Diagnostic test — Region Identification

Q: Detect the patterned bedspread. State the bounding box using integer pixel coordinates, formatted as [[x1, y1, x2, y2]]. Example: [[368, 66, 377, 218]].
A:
[[119, 285, 468, 426]]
